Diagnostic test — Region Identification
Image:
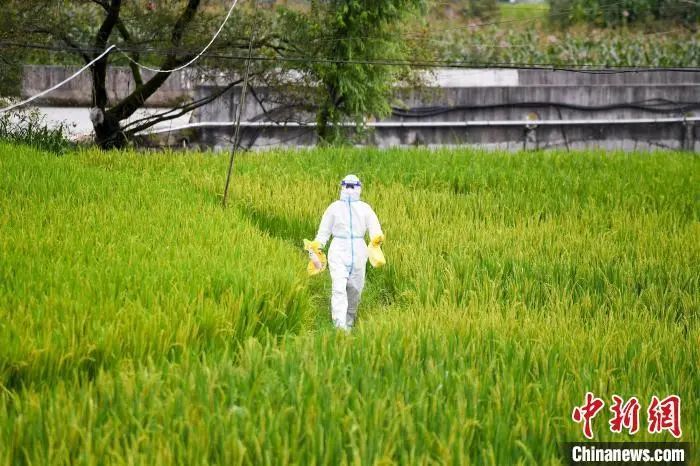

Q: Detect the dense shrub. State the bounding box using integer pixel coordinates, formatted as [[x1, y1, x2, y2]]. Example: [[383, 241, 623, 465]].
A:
[[0, 104, 71, 153], [0, 62, 22, 98]]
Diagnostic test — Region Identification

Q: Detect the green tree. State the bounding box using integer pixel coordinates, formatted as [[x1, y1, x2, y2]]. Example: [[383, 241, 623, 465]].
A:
[[1, 0, 270, 149], [2, 0, 430, 149], [277, 0, 427, 144]]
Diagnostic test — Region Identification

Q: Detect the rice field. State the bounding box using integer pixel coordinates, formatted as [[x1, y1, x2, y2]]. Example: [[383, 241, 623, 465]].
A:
[[0, 142, 698, 465]]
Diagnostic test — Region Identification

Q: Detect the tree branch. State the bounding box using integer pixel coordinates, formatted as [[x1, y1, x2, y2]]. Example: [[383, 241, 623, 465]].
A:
[[94, 0, 121, 50], [22, 26, 91, 64], [108, 0, 202, 121], [171, 0, 202, 47], [90, 0, 143, 86], [116, 21, 143, 86], [122, 78, 243, 136]]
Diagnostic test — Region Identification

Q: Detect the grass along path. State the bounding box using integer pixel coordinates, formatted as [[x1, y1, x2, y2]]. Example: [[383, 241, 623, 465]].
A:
[[0, 143, 697, 464]]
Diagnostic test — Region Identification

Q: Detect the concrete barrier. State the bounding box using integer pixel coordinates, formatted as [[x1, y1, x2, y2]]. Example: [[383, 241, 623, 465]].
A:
[[21, 65, 197, 107], [185, 81, 699, 151], [22, 65, 700, 150]]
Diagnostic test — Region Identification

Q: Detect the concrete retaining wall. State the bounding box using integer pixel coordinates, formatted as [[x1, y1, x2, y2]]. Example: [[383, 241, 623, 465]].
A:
[[21, 65, 700, 151], [516, 69, 700, 86], [185, 81, 699, 151], [185, 121, 698, 152], [21, 65, 197, 107]]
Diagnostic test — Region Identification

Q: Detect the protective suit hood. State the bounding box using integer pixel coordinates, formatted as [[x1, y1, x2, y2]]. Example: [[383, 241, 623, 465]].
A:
[[339, 174, 362, 202]]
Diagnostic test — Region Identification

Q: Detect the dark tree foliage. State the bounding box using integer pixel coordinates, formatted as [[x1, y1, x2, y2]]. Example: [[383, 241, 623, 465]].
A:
[[1, 0, 428, 148]]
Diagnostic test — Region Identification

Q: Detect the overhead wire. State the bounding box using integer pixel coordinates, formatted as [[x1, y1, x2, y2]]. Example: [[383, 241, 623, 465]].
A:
[[0, 0, 240, 112], [2, 41, 699, 73], [288, 0, 684, 45], [2, 0, 698, 73], [392, 99, 700, 118], [1, 0, 697, 118], [1, 0, 696, 66], [275, 0, 620, 45], [116, 0, 240, 73], [0, 45, 116, 114]]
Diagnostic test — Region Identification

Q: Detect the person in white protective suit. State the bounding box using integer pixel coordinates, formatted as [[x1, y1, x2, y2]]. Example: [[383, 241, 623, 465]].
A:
[[313, 175, 383, 331]]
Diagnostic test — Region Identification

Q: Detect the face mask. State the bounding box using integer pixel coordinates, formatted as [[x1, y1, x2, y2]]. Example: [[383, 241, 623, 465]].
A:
[[340, 186, 361, 201]]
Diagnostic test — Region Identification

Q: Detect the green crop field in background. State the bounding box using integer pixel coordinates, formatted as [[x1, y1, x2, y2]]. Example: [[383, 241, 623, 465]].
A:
[[498, 3, 549, 21], [1, 143, 698, 465]]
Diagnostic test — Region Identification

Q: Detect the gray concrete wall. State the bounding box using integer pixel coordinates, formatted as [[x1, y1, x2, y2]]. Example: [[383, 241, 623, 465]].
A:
[[191, 84, 700, 125], [180, 122, 698, 152], [21, 65, 197, 107], [184, 81, 699, 151], [387, 85, 699, 121], [25, 65, 700, 102], [22, 65, 700, 151], [516, 69, 700, 86]]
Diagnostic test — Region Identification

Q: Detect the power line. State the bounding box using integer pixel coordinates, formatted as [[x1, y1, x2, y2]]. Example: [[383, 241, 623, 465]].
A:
[[2, 41, 699, 73], [117, 0, 239, 73], [411, 28, 689, 48], [3, 2, 695, 144], [392, 99, 700, 118], [293, 0, 646, 45], [6, 26, 698, 56], [0, 0, 239, 113], [3, 0, 698, 63], [0, 45, 116, 114], [118, 50, 700, 73], [137, 115, 700, 136]]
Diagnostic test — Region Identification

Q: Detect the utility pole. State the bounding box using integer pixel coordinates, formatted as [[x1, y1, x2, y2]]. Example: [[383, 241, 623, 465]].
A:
[[222, 30, 255, 207]]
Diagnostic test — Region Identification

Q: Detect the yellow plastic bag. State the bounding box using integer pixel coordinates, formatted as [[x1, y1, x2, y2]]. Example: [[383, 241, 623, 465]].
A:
[[303, 239, 327, 276], [367, 234, 386, 268]]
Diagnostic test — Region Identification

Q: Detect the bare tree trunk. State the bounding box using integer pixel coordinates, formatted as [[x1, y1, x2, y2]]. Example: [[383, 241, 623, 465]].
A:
[[91, 109, 127, 149], [317, 101, 331, 144], [90, 0, 124, 149], [317, 83, 339, 144], [87, 0, 202, 149]]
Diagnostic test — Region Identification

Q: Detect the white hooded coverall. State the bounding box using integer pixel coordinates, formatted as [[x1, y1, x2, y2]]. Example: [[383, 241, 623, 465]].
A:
[[315, 189, 382, 329]]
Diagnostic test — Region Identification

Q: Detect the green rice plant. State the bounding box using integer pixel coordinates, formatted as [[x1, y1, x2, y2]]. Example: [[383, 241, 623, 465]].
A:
[[0, 143, 697, 464], [0, 144, 315, 390]]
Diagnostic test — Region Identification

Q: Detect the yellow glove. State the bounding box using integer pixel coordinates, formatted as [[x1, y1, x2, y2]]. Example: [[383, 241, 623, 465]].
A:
[[370, 234, 385, 247], [304, 239, 321, 252], [367, 234, 386, 268], [303, 239, 327, 276]]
